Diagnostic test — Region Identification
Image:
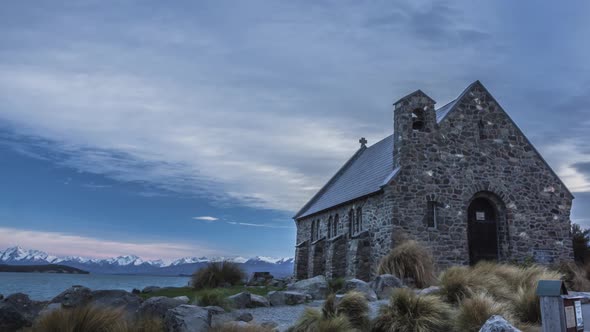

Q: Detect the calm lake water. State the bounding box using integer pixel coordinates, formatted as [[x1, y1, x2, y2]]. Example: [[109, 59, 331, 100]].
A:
[[0, 272, 191, 300]]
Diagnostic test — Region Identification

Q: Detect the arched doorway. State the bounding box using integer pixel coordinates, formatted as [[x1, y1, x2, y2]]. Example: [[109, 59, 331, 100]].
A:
[[467, 197, 499, 264]]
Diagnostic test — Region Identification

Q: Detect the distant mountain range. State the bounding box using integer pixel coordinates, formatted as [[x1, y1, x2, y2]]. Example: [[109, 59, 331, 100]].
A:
[[0, 246, 294, 277]]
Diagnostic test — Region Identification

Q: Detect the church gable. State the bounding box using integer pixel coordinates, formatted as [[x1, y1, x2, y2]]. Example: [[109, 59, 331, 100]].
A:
[[437, 81, 572, 199]]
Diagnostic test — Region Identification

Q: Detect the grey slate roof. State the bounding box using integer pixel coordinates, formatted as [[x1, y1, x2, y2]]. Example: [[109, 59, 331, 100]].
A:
[[294, 81, 574, 219]]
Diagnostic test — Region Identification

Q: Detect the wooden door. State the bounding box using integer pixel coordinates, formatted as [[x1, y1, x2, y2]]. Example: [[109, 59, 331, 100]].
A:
[[468, 197, 498, 264]]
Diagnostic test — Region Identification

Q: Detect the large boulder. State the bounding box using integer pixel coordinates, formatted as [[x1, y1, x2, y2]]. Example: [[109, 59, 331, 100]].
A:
[[371, 274, 404, 300], [164, 304, 211, 332], [267, 291, 308, 306], [416, 286, 441, 296], [51, 285, 92, 308], [338, 279, 378, 301], [248, 272, 274, 286], [136, 296, 186, 319], [250, 294, 270, 307], [226, 292, 251, 309], [91, 290, 142, 314], [173, 296, 190, 304], [479, 315, 521, 332], [0, 301, 30, 331], [142, 286, 162, 293], [287, 275, 329, 300]]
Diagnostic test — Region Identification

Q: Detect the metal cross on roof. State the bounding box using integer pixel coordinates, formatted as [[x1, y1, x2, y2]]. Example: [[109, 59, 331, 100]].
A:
[[359, 137, 368, 147]]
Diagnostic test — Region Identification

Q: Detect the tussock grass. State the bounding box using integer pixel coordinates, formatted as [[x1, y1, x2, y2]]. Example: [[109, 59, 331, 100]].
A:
[[372, 288, 454, 332], [195, 288, 230, 309], [438, 266, 474, 304], [377, 240, 435, 288], [192, 261, 246, 289], [336, 291, 370, 331], [553, 261, 590, 291], [455, 292, 511, 332], [288, 293, 363, 332], [328, 277, 345, 294], [512, 286, 542, 324], [31, 305, 166, 332]]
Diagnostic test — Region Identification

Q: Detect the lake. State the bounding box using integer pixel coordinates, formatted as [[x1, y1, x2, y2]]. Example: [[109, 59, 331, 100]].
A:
[[0, 272, 191, 300]]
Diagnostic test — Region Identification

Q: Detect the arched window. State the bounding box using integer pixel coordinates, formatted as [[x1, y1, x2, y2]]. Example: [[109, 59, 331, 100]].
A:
[[478, 119, 485, 140], [356, 208, 363, 232], [348, 209, 355, 238], [327, 216, 333, 238], [311, 220, 315, 241], [316, 219, 320, 240], [333, 214, 339, 237], [412, 108, 425, 131]]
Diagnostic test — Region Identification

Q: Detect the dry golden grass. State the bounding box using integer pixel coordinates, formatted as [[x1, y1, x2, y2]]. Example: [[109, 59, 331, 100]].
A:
[[336, 291, 370, 331], [438, 265, 474, 303], [377, 240, 435, 288], [287, 307, 356, 332], [512, 286, 542, 324], [372, 288, 454, 332], [455, 292, 511, 332], [553, 261, 590, 291], [31, 305, 129, 332]]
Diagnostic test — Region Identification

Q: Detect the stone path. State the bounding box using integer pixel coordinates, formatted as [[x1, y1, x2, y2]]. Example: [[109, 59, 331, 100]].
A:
[[212, 299, 389, 331]]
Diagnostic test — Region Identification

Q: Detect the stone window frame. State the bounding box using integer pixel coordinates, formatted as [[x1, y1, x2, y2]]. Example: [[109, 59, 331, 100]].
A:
[[356, 207, 363, 233], [348, 208, 355, 238], [333, 214, 339, 237], [412, 108, 426, 131], [426, 201, 441, 229], [327, 216, 333, 238]]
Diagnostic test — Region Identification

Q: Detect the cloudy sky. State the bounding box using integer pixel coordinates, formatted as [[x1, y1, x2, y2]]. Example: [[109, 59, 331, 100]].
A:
[[1, 1, 589, 260]]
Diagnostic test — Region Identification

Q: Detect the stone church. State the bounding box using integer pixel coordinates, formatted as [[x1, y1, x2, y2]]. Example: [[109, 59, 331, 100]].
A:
[[293, 81, 573, 281]]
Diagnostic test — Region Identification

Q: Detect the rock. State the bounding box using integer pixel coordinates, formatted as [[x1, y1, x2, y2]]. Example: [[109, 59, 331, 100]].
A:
[[132, 288, 141, 295], [287, 275, 329, 300], [371, 274, 404, 300], [4, 293, 45, 322], [226, 292, 251, 309], [164, 304, 211, 332], [250, 294, 270, 307], [51, 285, 92, 308], [91, 290, 142, 314], [338, 279, 378, 301], [248, 272, 274, 286], [173, 296, 190, 304], [479, 315, 521, 332], [136, 296, 186, 319], [0, 302, 29, 331], [235, 312, 253, 322], [261, 320, 279, 330], [204, 306, 226, 315], [267, 291, 307, 306], [142, 286, 161, 293], [416, 286, 441, 296], [37, 303, 62, 318]]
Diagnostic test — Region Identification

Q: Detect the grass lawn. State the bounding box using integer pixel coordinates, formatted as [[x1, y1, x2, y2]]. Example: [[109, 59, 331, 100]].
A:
[[140, 285, 284, 304]]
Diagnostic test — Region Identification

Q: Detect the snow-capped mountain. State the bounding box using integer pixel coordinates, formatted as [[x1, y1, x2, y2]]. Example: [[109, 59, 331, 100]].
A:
[[0, 246, 294, 277]]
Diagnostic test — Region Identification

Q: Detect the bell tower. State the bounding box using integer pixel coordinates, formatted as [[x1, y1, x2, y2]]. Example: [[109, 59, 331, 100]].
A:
[[392, 89, 436, 168]]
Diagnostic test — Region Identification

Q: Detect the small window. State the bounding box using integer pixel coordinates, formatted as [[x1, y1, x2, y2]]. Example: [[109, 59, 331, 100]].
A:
[[316, 220, 320, 240], [327, 216, 333, 238], [478, 119, 485, 140], [356, 208, 363, 232], [426, 201, 440, 228], [412, 108, 425, 131], [333, 214, 339, 237], [348, 209, 354, 238], [311, 220, 315, 241]]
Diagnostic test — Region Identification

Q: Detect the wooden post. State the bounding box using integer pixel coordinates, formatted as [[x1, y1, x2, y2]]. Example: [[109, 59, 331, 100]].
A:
[[537, 280, 569, 332]]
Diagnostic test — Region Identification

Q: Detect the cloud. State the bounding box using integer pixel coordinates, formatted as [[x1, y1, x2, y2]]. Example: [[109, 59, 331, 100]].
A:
[[227, 221, 294, 229], [193, 216, 219, 222], [0, 227, 223, 261]]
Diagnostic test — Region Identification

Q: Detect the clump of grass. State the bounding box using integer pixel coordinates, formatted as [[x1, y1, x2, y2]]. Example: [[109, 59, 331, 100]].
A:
[[31, 305, 128, 332], [455, 292, 511, 332], [192, 261, 246, 289], [288, 295, 358, 332], [512, 286, 542, 324], [438, 266, 474, 303], [377, 240, 435, 288], [129, 316, 165, 332], [336, 291, 369, 331], [553, 261, 590, 291], [328, 277, 345, 294], [196, 288, 229, 309], [373, 288, 454, 332]]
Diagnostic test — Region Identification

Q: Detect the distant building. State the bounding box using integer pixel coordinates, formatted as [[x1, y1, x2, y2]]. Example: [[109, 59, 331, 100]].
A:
[[293, 81, 573, 281]]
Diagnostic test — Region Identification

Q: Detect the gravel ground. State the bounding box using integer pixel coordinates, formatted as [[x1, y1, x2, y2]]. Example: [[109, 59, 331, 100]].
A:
[[212, 299, 389, 331]]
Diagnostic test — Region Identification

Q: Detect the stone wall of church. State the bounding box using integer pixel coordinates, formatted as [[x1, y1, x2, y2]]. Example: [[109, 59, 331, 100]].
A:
[[389, 82, 573, 269], [293, 189, 394, 280]]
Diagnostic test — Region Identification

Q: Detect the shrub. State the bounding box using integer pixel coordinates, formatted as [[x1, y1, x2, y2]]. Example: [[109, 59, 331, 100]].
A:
[[192, 261, 246, 289], [31, 305, 128, 332], [455, 292, 511, 332], [572, 223, 590, 263], [337, 291, 369, 331], [196, 288, 229, 309], [438, 266, 474, 303], [288, 300, 356, 332], [377, 240, 435, 288], [130, 316, 165, 332], [372, 288, 454, 332], [512, 286, 541, 324]]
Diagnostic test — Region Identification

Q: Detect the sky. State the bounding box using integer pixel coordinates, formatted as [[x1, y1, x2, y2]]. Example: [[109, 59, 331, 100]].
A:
[[0, 1, 589, 261]]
